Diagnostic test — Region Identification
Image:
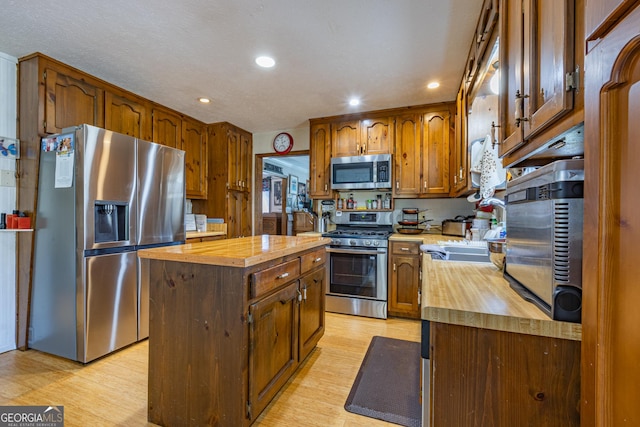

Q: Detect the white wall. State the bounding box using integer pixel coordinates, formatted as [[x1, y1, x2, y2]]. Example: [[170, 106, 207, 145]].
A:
[[0, 51, 17, 353]]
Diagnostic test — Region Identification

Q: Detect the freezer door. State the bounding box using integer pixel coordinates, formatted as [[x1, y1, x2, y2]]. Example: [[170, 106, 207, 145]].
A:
[[81, 250, 138, 362], [81, 125, 137, 250], [137, 139, 185, 245]]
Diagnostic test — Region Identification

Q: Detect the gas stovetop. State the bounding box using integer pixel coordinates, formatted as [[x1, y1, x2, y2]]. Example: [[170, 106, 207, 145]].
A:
[[323, 227, 392, 248]]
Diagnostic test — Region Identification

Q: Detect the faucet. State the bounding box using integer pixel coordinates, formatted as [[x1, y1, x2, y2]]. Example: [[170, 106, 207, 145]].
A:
[[479, 197, 506, 222], [479, 197, 505, 209]]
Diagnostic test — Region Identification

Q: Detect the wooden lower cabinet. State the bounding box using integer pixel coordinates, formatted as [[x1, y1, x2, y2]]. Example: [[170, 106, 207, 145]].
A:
[[388, 241, 421, 319], [298, 267, 326, 361], [147, 247, 326, 426], [293, 211, 315, 234], [430, 322, 580, 426], [248, 281, 299, 419]]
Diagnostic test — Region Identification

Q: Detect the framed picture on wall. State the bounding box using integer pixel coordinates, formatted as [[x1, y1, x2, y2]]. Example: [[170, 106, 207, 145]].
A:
[[289, 175, 298, 195], [271, 178, 283, 213]]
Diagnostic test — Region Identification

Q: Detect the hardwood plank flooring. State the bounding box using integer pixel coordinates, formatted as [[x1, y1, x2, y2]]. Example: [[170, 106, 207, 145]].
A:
[[0, 313, 420, 426]]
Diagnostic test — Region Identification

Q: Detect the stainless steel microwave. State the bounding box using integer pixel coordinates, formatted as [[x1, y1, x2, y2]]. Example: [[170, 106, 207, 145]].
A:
[[330, 154, 392, 190]]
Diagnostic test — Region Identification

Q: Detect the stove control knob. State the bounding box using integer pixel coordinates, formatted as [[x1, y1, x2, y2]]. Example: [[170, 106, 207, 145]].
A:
[[373, 240, 380, 247], [349, 239, 357, 246], [332, 239, 339, 245], [364, 240, 371, 246]]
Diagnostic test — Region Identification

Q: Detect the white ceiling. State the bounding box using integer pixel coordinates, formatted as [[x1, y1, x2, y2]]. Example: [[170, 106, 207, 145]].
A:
[[1, 0, 484, 133]]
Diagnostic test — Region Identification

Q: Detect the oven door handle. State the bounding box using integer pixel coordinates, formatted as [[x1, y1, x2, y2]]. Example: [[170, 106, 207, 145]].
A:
[[326, 247, 387, 255]]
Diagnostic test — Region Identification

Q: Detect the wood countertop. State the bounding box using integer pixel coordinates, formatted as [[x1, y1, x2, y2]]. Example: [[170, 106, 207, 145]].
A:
[[138, 235, 330, 268], [421, 255, 582, 341]]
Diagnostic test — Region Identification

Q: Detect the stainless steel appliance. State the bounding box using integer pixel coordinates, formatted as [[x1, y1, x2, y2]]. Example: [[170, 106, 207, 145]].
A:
[[323, 211, 393, 319], [504, 159, 584, 322], [330, 154, 392, 190], [441, 216, 473, 237], [31, 125, 185, 363]]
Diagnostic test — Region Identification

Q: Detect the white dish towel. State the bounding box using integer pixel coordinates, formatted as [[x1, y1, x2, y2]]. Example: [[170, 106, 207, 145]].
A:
[[470, 134, 506, 199]]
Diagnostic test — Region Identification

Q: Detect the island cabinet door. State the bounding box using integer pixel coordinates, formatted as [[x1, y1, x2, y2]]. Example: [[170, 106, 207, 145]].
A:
[[299, 267, 326, 362], [248, 281, 300, 421]]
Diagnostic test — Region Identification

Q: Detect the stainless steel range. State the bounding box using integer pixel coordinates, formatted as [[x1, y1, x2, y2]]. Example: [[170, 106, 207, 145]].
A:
[[323, 211, 393, 319]]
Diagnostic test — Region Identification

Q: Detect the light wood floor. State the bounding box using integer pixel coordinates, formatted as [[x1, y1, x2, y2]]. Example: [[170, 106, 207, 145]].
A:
[[0, 313, 421, 426]]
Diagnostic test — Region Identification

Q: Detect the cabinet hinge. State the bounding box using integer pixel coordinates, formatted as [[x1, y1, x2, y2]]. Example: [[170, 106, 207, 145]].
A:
[[246, 401, 252, 419], [43, 120, 47, 130], [247, 312, 253, 324], [566, 67, 579, 91], [42, 70, 47, 79]]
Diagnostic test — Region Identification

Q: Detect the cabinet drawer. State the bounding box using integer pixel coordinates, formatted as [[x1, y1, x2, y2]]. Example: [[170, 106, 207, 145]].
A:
[[251, 259, 300, 299], [390, 241, 420, 255], [300, 248, 326, 274]]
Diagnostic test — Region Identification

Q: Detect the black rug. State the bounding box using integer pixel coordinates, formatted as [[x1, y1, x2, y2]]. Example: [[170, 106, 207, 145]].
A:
[[345, 336, 422, 427]]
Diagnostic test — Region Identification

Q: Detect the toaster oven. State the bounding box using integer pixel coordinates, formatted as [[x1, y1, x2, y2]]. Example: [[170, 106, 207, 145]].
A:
[[504, 159, 584, 323], [441, 216, 472, 237]]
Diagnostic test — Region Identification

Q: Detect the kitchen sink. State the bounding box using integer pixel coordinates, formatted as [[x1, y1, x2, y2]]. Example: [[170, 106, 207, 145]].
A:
[[439, 242, 491, 263], [440, 245, 489, 255]]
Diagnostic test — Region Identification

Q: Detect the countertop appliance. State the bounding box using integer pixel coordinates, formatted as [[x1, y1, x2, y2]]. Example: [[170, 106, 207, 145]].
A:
[[504, 159, 584, 322], [31, 125, 185, 362], [441, 216, 473, 237], [322, 211, 393, 319], [330, 153, 392, 190]]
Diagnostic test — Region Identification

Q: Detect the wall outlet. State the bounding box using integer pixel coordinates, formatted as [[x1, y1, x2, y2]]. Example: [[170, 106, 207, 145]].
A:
[[0, 170, 16, 187]]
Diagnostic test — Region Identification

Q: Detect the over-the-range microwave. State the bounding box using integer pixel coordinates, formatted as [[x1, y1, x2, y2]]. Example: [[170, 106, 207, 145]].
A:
[[330, 154, 392, 190]]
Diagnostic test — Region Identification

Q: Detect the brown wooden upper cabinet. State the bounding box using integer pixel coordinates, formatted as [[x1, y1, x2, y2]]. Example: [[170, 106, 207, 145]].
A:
[[182, 117, 207, 199], [308, 122, 332, 199], [331, 117, 392, 157], [451, 81, 469, 195], [393, 105, 453, 198], [42, 67, 105, 135], [152, 107, 182, 149], [499, 0, 579, 158], [104, 91, 151, 140], [225, 125, 251, 193]]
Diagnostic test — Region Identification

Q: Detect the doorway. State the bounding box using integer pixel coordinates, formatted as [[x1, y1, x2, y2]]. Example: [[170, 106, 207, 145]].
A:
[[254, 151, 309, 235]]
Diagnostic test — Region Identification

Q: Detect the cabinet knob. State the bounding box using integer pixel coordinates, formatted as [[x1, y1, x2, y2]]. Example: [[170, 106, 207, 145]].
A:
[[313, 257, 322, 263]]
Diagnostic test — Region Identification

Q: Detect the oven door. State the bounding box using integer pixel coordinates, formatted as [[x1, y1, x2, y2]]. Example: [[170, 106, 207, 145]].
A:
[[325, 246, 387, 300]]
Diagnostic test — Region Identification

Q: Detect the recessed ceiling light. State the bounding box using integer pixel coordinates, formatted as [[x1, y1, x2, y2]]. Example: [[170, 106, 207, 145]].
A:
[[349, 98, 360, 106], [255, 56, 275, 68], [427, 82, 440, 89], [198, 97, 211, 104]]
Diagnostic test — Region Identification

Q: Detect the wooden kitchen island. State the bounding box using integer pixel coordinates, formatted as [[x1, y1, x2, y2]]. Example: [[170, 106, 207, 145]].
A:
[[137, 235, 330, 427], [421, 255, 582, 426]]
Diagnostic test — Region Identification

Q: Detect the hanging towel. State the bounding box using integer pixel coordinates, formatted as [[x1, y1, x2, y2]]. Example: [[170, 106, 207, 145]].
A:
[[470, 134, 506, 199]]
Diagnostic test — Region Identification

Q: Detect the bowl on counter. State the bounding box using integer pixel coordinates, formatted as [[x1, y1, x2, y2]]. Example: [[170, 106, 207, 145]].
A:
[[487, 239, 506, 270]]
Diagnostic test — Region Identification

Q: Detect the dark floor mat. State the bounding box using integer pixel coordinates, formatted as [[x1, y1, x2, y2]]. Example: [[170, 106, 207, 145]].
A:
[[344, 336, 422, 427]]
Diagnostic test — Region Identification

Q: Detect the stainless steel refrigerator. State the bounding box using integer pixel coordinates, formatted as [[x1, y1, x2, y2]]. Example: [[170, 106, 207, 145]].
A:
[[31, 124, 185, 363]]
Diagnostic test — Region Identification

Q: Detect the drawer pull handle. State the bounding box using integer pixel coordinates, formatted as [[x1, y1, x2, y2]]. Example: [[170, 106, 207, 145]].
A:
[[401, 247, 410, 251], [277, 272, 290, 279], [313, 257, 322, 263]]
